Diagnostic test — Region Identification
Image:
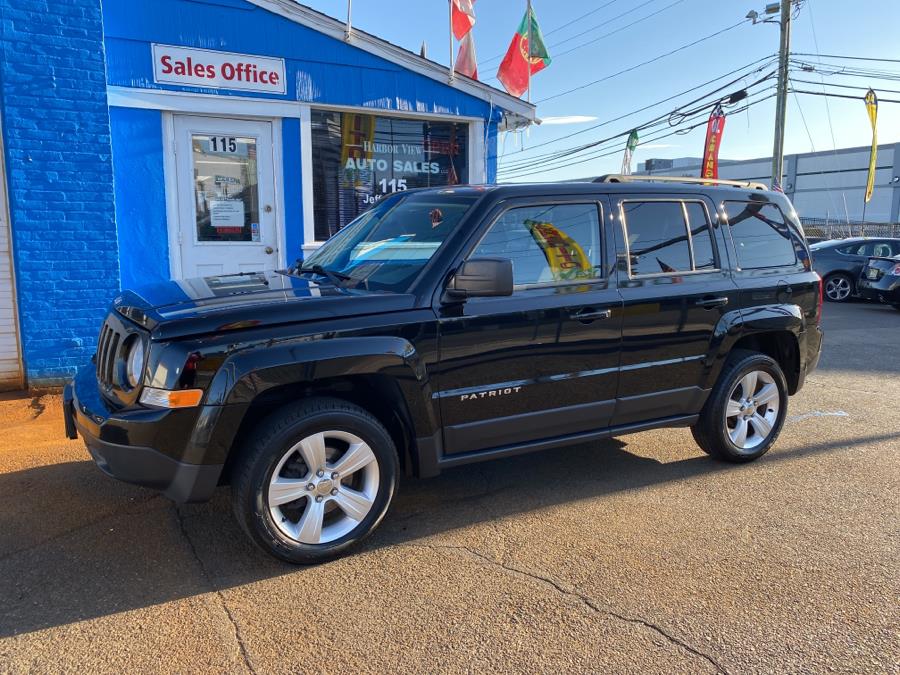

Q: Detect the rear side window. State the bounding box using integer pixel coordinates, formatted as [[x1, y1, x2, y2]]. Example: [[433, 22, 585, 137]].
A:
[[621, 200, 718, 276], [473, 203, 602, 286], [723, 202, 797, 269]]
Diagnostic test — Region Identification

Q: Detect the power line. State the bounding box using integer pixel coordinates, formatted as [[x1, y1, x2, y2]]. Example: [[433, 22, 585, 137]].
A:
[[549, 0, 687, 61], [499, 69, 777, 171], [536, 18, 751, 104], [791, 52, 900, 64], [499, 89, 778, 179], [498, 54, 777, 160], [791, 89, 900, 104], [790, 78, 900, 96]]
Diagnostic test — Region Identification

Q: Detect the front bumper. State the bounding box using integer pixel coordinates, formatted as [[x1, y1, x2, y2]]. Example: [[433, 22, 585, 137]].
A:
[[64, 366, 225, 503]]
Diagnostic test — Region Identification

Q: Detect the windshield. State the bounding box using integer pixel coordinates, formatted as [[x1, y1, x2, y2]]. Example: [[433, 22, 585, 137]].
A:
[[301, 191, 479, 293]]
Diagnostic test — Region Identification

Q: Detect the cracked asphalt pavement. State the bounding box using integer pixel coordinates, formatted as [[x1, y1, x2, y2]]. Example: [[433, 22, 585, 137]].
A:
[[0, 301, 897, 673]]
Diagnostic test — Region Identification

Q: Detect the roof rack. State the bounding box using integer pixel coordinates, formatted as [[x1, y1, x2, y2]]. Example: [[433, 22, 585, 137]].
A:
[[593, 174, 769, 191]]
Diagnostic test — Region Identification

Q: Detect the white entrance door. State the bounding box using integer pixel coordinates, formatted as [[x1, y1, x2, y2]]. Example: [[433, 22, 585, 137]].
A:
[[173, 116, 279, 278]]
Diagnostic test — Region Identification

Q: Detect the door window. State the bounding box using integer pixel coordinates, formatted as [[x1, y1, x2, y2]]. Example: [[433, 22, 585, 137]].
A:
[[723, 202, 797, 268], [472, 203, 602, 286], [192, 134, 260, 243], [622, 201, 707, 275], [684, 202, 717, 271]]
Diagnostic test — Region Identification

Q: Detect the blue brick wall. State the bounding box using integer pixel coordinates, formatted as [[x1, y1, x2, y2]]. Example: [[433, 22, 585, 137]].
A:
[[0, 0, 119, 386]]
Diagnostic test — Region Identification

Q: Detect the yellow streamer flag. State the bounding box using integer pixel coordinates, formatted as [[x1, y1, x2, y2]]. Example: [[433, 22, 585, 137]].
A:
[[525, 220, 593, 280], [865, 89, 878, 204]]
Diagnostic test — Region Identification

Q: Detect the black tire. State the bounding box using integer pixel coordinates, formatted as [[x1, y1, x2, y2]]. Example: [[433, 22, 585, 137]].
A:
[[691, 349, 788, 463], [893, 304, 900, 312], [232, 397, 398, 564], [823, 272, 854, 303]]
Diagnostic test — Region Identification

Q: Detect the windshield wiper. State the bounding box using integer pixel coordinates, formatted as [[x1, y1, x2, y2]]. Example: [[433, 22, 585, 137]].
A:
[[291, 263, 351, 286]]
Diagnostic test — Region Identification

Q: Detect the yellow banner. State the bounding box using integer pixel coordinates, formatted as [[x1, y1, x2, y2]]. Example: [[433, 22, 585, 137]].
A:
[[341, 113, 376, 186], [865, 89, 878, 204], [525, 220, 592, 280]]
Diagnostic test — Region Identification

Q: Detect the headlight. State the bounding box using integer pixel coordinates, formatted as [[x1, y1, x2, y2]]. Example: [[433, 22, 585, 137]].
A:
[[125, 337, 145, 389]]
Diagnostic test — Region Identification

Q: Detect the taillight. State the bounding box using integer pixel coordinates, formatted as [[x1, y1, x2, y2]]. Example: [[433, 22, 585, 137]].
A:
[[891, 264, 900, 276], [815, 273, 824, 322]]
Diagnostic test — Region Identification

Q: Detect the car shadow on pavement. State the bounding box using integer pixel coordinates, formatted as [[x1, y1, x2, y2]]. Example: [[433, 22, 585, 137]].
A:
[[0, 430, 895, 638]]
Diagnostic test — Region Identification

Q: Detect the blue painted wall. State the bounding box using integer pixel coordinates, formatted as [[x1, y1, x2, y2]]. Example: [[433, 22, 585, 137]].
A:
[[109, 107, 170, 288], [101, 0, 494, 119], [0, 0, 120, 385]]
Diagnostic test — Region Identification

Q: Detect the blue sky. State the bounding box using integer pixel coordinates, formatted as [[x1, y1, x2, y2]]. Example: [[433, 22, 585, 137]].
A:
[[301, 0, 900, 181]]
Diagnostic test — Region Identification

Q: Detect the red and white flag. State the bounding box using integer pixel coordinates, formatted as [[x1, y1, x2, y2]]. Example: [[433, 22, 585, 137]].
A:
[[455, 32, 478, 79], [701, 105, 726, 180], [451, 0, 476, 40]]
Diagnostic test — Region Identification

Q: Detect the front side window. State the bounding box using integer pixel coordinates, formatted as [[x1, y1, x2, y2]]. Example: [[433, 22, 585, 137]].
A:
[[311, 111, 469, 241], [303, 191, 478, 293], [472, 203, 602, 287], [723, 202, 797, 269]]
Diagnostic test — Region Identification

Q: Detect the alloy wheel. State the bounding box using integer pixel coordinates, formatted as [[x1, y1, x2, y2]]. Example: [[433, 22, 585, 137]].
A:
[[267, 430, 380, 544], [825, 276, 851, 301], [724, 369, 781, 453]]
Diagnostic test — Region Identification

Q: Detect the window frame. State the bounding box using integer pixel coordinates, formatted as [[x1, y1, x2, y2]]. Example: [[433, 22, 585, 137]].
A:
[[467, 199, 607, 291], [721, 200, 798, 271], [618, 198, 720, 279]]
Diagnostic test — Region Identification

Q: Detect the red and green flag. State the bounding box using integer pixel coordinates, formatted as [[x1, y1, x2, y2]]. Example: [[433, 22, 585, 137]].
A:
[[497, 5, 551, 98]]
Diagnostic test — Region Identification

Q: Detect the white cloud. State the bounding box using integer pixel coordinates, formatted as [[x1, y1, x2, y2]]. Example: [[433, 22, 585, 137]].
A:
[[539, 115, 598, 125]]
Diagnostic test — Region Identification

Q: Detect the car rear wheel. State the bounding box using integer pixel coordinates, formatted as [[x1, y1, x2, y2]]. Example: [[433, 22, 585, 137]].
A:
[[232, 397, 398, 564], [691, 349, 788, 462], [824, 273, 853, 302]]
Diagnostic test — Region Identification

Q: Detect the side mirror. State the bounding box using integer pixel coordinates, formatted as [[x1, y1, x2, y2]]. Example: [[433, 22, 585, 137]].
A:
[[444, 257, 514, 300]]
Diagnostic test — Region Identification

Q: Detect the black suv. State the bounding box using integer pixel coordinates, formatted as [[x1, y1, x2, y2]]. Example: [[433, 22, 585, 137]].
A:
[[64, 177, 824, 563]]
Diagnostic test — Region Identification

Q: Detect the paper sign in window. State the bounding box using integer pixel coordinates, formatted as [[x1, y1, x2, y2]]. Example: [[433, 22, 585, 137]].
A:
[[210, 200, 244, 233]]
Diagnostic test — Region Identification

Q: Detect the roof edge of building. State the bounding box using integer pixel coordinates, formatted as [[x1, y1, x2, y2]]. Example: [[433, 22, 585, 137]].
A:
[[244, 0, 537, 124]]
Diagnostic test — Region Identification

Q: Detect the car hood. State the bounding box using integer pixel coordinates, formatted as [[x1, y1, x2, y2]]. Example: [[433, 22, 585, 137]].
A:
[[112, 270, 416, 340]]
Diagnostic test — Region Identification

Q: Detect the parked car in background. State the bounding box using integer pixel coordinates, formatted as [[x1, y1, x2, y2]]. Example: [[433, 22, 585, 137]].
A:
[[810, 238, 900, 302], [858, 255, 900, 310]]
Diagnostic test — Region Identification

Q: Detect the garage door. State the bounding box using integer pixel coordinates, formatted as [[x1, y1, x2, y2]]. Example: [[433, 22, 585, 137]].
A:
[[0, 115, 23, 391]]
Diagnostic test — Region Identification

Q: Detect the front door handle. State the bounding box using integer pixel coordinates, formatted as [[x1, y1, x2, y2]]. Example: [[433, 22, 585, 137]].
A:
[[569, 307, 612, 322], [695, 296, 729, 309]]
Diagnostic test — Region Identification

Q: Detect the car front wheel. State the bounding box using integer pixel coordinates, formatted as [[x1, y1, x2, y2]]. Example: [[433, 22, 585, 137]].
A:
[[824, 273, 853, 302], [691, 350, 788, 462], [232, 397, 398, 564]]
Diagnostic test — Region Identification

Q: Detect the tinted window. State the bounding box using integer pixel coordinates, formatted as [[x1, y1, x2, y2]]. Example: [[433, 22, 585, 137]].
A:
[[623, 201, 692, 275], [473, 203, 602, 286], [724, 202, 796, 268], [684, 202, 717, 270], [838, 242, 871, 256], [872, 241, 895, 257]]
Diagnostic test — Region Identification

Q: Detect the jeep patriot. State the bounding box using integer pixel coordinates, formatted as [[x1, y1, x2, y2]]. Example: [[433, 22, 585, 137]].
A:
[[64, 176, 824, 563]]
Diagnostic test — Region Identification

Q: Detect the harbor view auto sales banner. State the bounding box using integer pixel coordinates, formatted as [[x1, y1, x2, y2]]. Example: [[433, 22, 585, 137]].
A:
[[701, 106, 726, 180]]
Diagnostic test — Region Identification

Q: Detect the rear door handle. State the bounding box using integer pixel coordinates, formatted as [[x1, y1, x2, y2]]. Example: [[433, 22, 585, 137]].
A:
[[695, 296, 729, 309], [569, 307, 612, 321]]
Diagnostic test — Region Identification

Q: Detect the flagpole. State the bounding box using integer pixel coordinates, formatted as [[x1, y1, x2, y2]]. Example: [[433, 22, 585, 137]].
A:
[[345, 0, 352, 40], [448, 0, 455, 82], [526, 0, 532, 103]]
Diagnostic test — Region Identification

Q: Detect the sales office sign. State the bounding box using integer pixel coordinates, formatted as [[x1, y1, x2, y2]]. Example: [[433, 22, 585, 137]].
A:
[[152, 44, 286, 95]]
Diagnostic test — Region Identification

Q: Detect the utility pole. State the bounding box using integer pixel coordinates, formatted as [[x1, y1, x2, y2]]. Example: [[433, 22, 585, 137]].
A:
[[771, 0, 792, 189]]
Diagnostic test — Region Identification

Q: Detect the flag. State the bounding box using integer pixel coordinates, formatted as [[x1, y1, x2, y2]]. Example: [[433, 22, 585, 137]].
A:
[[455, 32, 478, 79], [497, 5, 551, 98], [621, 129, 639, 175], [451, 0, 476, 40], [701, 105, 726, 180], [865, 89, 878, 203]]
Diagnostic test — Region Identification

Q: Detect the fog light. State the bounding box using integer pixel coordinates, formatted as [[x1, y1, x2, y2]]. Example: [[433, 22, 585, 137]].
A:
[[139, 387, 204, 408]]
